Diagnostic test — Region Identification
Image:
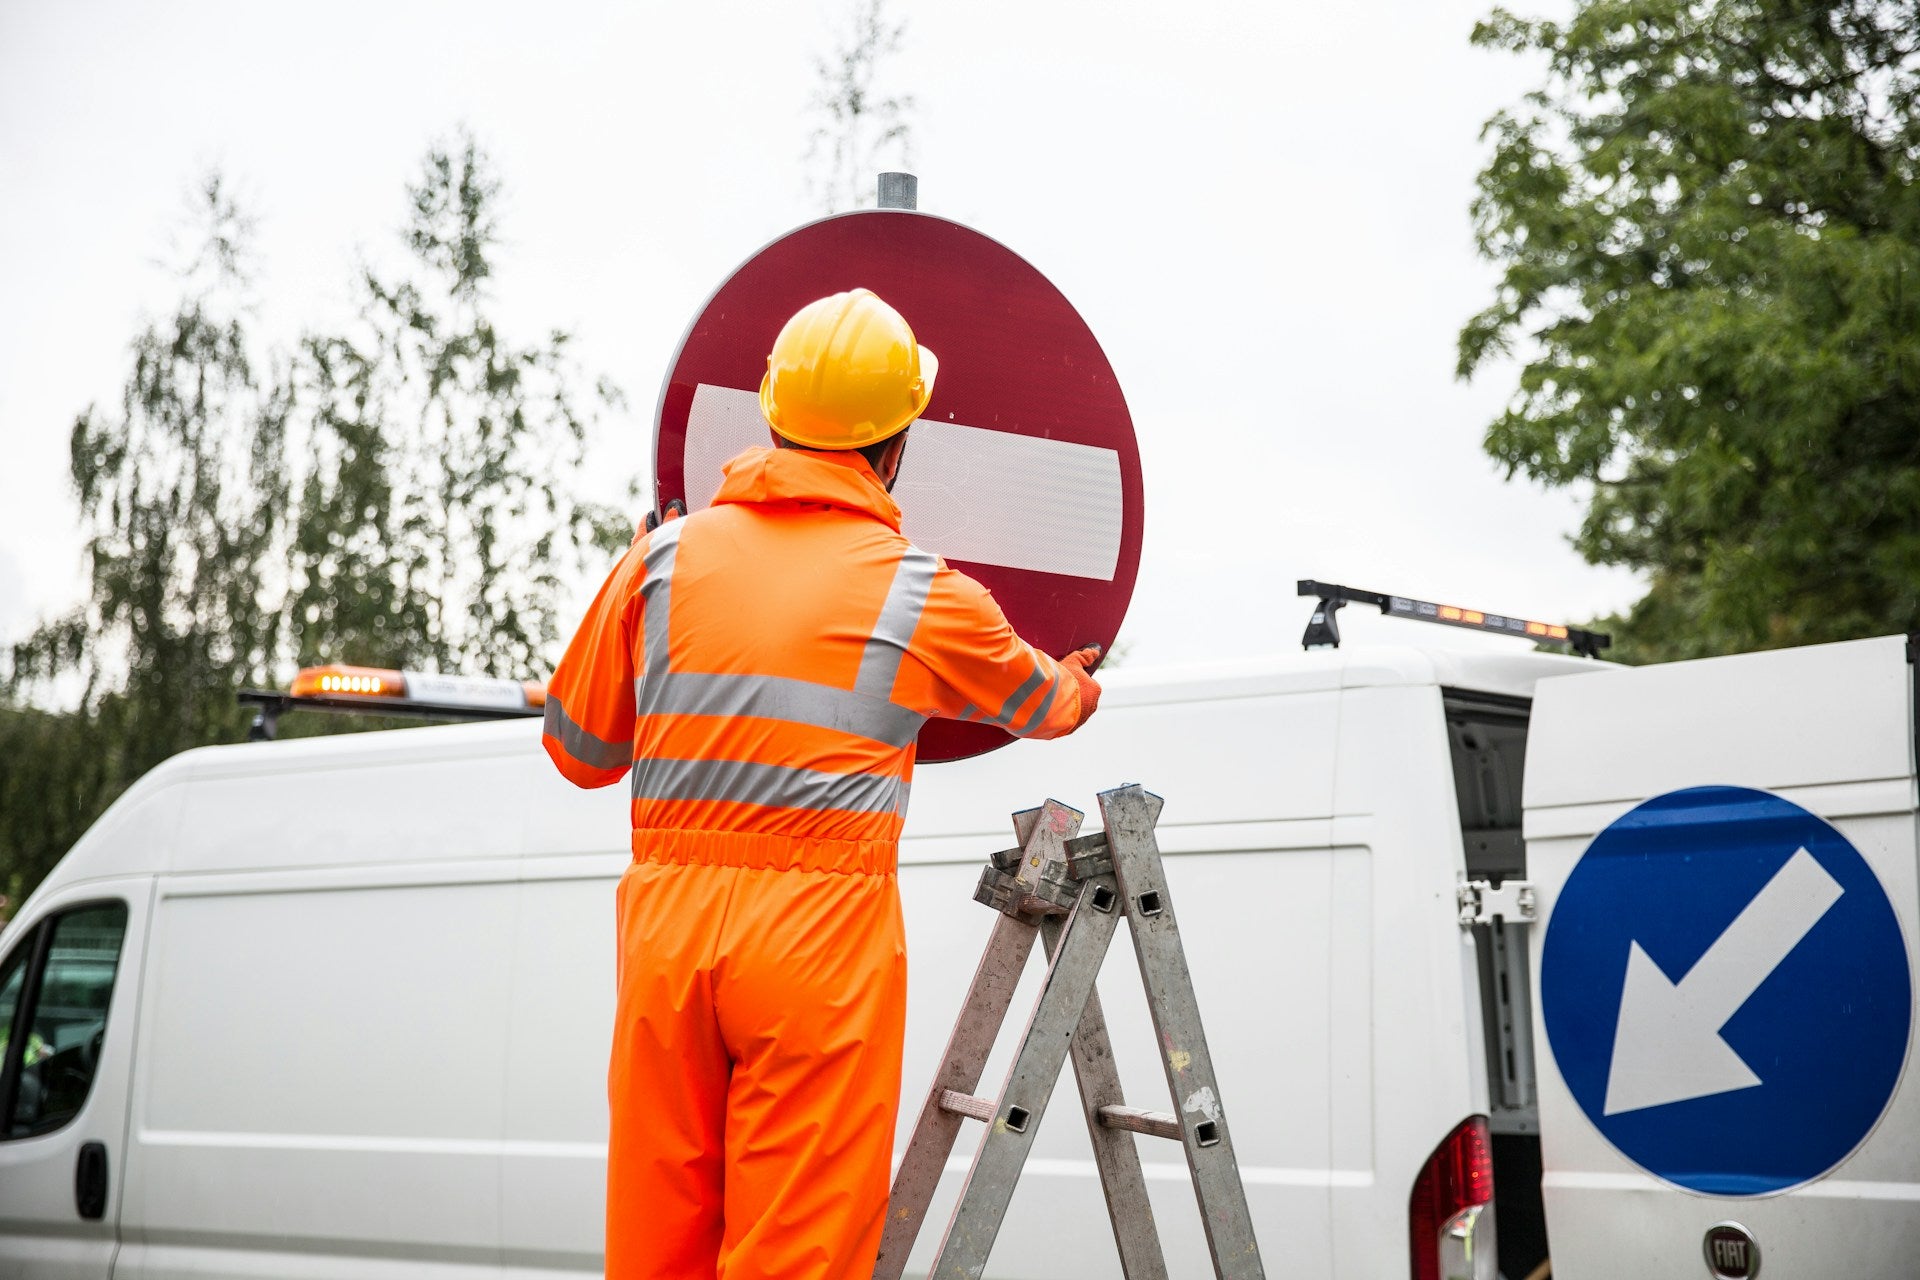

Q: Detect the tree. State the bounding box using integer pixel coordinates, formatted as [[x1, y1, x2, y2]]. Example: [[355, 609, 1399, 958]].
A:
[[3, 136, 629, 905], [806, 0, 916, 214], [0, 705, 125, 915], [290, 133, 630, 676], [1461, 0, 1920, 661], [0, 178, 282, 907], [10, 177, 284, 763]]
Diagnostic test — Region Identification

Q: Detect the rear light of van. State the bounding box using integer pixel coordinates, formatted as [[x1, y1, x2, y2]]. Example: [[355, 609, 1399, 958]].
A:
[[1409, 1114, 1494, 1280]]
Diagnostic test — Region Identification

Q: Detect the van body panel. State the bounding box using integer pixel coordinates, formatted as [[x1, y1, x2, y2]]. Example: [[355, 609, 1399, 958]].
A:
[[4, 779, 185, 913], [2, 645, 1594, 1278], [116, 1245, 503, 1279], [500, 867, 622, 1272], [121, 869, 521, 1276], [892, 673, 1351, 1277], [1525, 635, 1920, 1277], [1525, 776, 1917, 843], [1328, 686, 1490, 1277], [170, 749, 536, 876], [892, 851, 1344, 1279], [1339, 648, 1591, 702], [1526, 635, 1912, 812], [520, 765, 636, 863], [901, 687, 1343, 843]]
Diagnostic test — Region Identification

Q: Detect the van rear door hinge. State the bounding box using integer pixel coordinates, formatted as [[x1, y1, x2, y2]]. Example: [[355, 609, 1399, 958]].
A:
[[1458, 877, 1537, 927]]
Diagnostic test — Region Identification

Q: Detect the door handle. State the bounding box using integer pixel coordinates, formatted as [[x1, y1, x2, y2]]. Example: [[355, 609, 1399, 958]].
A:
[[75, 1140, 108, 1220]]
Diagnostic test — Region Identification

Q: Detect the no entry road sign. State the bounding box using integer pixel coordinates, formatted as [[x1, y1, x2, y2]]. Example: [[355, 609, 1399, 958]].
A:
[[1540, 785, 1912, 1195], [654, 210, 1143, 762]]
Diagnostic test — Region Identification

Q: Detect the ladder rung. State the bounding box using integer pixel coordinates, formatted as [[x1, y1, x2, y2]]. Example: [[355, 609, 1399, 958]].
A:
[[1097, 1104, 1182, 1141], [937, 1088, 997, 1123]]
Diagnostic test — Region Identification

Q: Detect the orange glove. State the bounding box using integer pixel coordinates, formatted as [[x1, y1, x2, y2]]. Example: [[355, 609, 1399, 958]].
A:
[[1061, 645, 1103, 728]]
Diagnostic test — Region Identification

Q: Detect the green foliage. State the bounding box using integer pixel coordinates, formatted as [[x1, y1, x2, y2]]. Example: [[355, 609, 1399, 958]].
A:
[[0, 702, 124, 914], [10, 177, 280, 771], [291, 134, 629, 676], [1462, 0, 1920, 661], [2, 134, 629, 907], [806, 0, 916, 214]]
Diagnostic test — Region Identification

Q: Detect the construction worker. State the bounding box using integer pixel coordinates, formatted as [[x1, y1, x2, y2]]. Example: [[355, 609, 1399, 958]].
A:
[[542, 286, 1103, 1280]]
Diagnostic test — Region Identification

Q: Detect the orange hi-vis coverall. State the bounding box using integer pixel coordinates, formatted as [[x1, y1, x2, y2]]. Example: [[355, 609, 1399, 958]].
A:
[[542, 445, 1089, 1280]]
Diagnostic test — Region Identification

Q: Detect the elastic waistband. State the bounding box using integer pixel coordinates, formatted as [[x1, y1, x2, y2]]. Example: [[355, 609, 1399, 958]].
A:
[[631, 827, 897, 875]]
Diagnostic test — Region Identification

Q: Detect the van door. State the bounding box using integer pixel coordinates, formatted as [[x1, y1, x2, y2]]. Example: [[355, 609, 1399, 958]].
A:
[[1446, 689, 1550, 1280], [115, 865, 515, 1280], [0, 878, 152, 1279], [1524, 635, 1920, 1279]]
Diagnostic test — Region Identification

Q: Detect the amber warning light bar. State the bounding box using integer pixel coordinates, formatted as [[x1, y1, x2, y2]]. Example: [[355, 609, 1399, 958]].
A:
[[1296, 580, 1611, 658], [240, 664, 546, 741]]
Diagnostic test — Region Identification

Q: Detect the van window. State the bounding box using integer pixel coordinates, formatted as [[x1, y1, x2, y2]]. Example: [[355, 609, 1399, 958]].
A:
[[0, 935, 32, 1072], [2, 902, 129, 1139]]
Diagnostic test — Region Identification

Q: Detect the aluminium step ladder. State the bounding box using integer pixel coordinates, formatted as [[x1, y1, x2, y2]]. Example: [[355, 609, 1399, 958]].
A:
[[873, 784, 1266, 1280]]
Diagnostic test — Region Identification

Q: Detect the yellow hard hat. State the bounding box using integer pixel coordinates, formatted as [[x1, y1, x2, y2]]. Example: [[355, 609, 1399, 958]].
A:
[[759, 288, 939, 450]]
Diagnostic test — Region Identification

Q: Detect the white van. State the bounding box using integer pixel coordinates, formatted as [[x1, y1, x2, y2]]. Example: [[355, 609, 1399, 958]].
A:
[[1520, 634, 1920, 1279], [0, 635, 1912, 1279]]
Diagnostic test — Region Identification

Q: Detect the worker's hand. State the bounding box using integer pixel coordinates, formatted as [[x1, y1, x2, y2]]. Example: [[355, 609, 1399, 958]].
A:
[[642, 500, 688, 534], [1060, 645, 1103, 728], [1062, 644, 1101, 671]]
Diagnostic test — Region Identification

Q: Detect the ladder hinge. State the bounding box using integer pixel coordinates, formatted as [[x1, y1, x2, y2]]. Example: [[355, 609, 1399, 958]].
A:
[[1458, 877, 1537, 927]]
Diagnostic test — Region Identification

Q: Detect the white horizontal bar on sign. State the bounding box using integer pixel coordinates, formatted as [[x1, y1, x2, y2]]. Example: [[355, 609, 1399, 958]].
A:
[[684, 383, 1125, 581], [893, 419, 1123, 581], [685, 384, 776, 512]]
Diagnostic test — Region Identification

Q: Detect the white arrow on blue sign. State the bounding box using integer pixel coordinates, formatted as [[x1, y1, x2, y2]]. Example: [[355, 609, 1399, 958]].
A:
[[1541, 785, 1912, 1196]]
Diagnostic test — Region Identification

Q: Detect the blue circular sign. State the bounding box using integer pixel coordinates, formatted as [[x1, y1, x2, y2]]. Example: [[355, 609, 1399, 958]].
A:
[[1541, 786, 1911, 1195]]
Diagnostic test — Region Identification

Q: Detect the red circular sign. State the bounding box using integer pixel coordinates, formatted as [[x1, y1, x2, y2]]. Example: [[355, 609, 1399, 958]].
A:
[[654, 210, 1142, 762]]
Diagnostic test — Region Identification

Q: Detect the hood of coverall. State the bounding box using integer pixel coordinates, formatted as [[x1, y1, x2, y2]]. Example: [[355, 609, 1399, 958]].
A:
[[711, 446, 905, 533]]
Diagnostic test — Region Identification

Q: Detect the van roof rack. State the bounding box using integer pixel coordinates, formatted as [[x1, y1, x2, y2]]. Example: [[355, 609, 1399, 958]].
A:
[[1296, 579, 1611, 659], [238, 664, 545, 741]]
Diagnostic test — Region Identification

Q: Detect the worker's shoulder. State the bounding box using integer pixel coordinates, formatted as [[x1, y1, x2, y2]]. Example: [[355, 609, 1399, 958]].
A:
[[822, 515, 939, 564], [918, 547, 999, 609], [634, 502, 718, 555], [879, 531, 965, 582], [600, 517, 671, 589], [807, 523, 982, 599]]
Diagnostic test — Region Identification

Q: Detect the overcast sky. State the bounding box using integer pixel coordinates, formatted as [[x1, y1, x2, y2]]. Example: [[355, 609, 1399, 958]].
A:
[[0, 0, 1631, 674]]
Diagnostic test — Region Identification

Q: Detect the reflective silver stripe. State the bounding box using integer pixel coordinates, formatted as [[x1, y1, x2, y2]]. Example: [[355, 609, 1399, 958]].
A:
[[632, 756, 906, 814], [635, 672, 924, 747], [981, 666, 1046, 730], [1009, 672, 1064, 737], [627, 522, 930, 756], [639, 518, 687, 679], [543, 697, 632, 770], [854, 548, 938, 698]]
